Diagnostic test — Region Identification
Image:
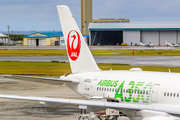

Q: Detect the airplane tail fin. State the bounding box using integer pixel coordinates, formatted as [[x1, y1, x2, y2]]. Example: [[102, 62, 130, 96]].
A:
[[57, 5, 100, 73]]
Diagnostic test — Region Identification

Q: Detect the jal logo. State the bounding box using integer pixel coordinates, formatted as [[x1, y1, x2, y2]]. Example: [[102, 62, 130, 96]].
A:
[[67, 30, 81, 61]]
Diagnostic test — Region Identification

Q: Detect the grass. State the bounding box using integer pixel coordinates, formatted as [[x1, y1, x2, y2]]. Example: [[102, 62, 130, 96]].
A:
[[0, 50, 67, 56], [0, 49, 180, 56], [0, 61, 179, 76]]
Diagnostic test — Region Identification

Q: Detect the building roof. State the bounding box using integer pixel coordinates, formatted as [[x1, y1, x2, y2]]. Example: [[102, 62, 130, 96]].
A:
[[92, 18, 130, 23], [0, 33, 8, 38], [24, 32, 63, 38], [89, 22, 180, 31]]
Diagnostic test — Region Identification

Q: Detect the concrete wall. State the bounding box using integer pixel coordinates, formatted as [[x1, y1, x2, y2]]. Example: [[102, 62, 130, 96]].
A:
[[81, 0, 92, 35], [50, 36, 59, 46], [46, 38, 51, 46], [23, 38, 28, 45], [123, 31, 140, 45]]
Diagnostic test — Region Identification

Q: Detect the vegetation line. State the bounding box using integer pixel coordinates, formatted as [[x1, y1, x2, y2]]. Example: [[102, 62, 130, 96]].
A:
[[0, 61, 179, 76]]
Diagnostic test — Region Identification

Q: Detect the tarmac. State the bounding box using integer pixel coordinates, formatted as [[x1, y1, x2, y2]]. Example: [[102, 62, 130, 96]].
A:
[[0, 78, 129, 120], [0, 45, 178, 50], [1, 56, 180, 67]]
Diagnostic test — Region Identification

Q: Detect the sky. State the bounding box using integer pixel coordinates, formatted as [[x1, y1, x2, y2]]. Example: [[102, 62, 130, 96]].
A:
[[1, 0, 180, 31]]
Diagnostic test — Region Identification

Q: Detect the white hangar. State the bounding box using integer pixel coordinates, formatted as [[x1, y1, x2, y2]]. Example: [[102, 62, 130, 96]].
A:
[[88, 22, 180, 46], [0, 33, 8, 44]]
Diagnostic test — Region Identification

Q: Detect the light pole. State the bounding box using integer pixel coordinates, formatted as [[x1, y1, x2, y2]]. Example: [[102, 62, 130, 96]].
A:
[[7, 25, 10, 45]]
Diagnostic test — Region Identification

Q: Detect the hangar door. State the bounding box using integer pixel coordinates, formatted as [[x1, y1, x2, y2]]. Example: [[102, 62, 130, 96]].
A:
[[90, 31, 123, 45], [39, 39, 46, 46], [28, 39, 36, 46], [141, 31, 159, 45], [28, 39, 46, 46], [160, 31, 176, 45]]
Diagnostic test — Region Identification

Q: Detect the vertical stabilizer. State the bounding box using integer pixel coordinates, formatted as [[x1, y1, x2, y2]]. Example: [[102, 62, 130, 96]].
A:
[[57, 5, 100, 73]]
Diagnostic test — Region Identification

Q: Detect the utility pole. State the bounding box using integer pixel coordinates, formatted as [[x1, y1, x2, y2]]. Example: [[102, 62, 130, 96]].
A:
[[7, 25, 10, 45]]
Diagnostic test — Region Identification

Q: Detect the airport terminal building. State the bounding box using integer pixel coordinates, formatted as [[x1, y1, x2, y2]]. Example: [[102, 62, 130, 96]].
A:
[[89, 22, 180, 46]]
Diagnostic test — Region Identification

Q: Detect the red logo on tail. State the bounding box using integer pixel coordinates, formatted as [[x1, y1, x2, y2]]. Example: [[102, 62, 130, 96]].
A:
[[67, 30, 81, 61]]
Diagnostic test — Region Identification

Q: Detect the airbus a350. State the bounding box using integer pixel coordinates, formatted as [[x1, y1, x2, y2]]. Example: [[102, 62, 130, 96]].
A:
[[0, 5, 180, 120]]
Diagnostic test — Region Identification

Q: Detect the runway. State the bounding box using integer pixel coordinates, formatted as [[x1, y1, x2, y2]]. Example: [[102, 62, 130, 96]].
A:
[[1, 56, 180, 67]]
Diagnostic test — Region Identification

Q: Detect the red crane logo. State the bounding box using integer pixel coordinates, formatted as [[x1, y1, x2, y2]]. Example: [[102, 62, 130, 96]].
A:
[[67, 30, 81, 61]]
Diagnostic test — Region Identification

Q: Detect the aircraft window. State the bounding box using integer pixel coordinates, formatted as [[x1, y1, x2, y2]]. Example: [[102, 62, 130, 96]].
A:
[[123, 89, 125, 93], [97, 87, 99, 91], [170, 93, 172, 97], [126, 89, 128, 93], [121, 89, 123, 93], [112, 88, 114, 92], [134, 90, 136, 94], [99, 87, 101, 91], [167, 93, 169, 96], [115, 88, 117, 92], [110, 88, 111, 92], [174, 93, 176, 97], [104, 88, 106, 91], [140, 91, 142, 94], [132, 90, 133, 93], [146, 91, 148, 95], [177, 93, 179, 97], [107, 88, 109, 91], [102, 88, 104, 91], [164, 92, 166, 96], [143, 91, 145, 94], [138, 91, 140, 94]]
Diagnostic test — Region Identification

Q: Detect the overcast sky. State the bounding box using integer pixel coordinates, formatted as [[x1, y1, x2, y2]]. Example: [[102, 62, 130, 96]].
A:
[[1, 0, 180, 31]]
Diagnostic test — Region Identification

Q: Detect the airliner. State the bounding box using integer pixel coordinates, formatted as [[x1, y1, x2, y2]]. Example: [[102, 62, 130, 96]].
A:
[[1, 5, 180, 120]]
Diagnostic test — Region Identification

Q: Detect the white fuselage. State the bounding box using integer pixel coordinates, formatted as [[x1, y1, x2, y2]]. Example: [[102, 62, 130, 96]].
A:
[[63, 70, 180, 108]]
